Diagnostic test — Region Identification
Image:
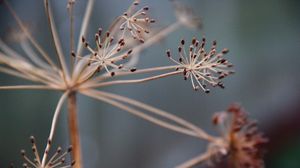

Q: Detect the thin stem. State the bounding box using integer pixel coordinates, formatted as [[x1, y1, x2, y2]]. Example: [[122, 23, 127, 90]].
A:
[[175, 151, 212, 168], [68, 1, 75, 71], [82, 70, 182, 89], [41, 91, 69, 167], [0, 85, 59, 90], [0, 38, 25, 60], [44, 0, 70, 81], [0, 52, 62, 85], [19, 66, 62, 86], [81, 90, 198, 137], [90, 65, 178, 83], [76, 0, 95, 56], [20, 40, 54, 71], [3, 0, 58, 70], [67, 92, 82, 168], [82, 89, 215, 141], [0, 67, 35, 81], [0, 57, 62, 86]]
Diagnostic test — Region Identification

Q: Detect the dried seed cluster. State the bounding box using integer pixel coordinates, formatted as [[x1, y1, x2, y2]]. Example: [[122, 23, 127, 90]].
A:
[[77, 29, 136, 76], [15, 136, 75, 168], [166, 37, 234, 93], [212, 104, 268, 168], [120, 1, 155, 43]]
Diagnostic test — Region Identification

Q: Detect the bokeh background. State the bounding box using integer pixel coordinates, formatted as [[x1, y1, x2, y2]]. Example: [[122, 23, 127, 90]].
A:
[[1, 0, 300, 167]]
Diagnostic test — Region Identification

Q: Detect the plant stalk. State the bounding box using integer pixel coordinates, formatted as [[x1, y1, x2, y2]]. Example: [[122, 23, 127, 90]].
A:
[[68, 92, 82, 168]]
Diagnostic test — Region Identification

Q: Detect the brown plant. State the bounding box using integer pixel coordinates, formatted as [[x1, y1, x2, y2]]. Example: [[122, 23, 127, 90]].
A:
[[0, 0, 266, 168]]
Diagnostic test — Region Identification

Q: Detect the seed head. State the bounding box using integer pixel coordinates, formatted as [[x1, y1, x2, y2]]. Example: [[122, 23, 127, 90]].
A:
[[19, 136, 75, 168], [166, 37, 234, 93], [212, 104, 268, 168], [78, 28, 136, 76], [120, 2, 155, 43]]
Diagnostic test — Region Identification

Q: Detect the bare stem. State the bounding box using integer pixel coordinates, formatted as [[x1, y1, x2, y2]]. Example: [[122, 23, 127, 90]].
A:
[[81, 89, 216, 141], [42, 92, 69, 166], [44, 0, 70, 81], [67, 92, 82, 168], [81, 90, 198, 137], [0, 67, 32, 81], [82, 70, 182, 89], [90, 65, 179, 83], [3, 0, 58, 70], [76, 0, 95, 57], [0, 85, 60, 90], [68, 1, 75, 70]]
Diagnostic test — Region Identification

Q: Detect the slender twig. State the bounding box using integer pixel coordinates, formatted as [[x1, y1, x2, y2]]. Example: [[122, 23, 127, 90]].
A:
[[41, 91, 69, 167], [44, 0, 70, 81], [76, 0, 95, 56], [0, 85, 59, 90], [0, 67, 35, 81], [0, 52, 62, 85], [81, 90, 199, 137], [82, 70, 182, 89], [3, 0, 58, 70], [0, 38, 25, 60], [82, 89, 216, 141], [68, 1, 75, 70], [20, 40, 54, 71], [90, 65, 178, 83]]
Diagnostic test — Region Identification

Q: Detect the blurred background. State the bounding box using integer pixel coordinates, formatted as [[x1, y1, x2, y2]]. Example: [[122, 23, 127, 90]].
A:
[[0, 0, 300, 167]]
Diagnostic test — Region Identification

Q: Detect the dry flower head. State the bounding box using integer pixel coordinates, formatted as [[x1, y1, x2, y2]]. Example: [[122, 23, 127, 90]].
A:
[[166, 37, 234, 93], [16, 136, 75, 168], [120, 1, 155, 43], [78, 29, 135, 77], [212, 104, 268, 168], [176, 104, 268, 168]]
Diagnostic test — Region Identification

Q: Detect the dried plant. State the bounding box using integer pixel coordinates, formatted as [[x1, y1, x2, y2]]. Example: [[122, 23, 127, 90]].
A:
[[176, 104, 268, 168], [166, 38, 233, 93], [0, 0, 267, 168], [19, 136, 75, 168]]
